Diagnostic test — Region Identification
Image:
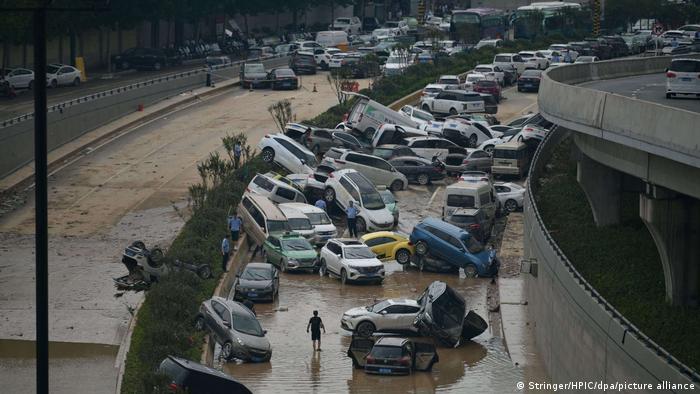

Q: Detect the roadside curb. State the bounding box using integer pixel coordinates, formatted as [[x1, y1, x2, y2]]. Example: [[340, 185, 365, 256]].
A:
[[113, 297, 145, 394]]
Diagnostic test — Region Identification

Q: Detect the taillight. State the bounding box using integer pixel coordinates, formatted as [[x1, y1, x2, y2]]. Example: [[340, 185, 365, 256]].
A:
[[399, 356, 411, 366], [328, 172, 334, 178], [469, 223, 481, 230], [462, 159, 470, 165], [168, 383, 179, 392], [666, 72, 677, 78], [342, 113, 349, 122]]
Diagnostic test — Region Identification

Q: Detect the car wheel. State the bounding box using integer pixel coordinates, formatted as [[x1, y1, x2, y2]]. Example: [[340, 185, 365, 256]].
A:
[[147, 248, 164, 267], [323, 187, 336, 203], [395, 248, 411, 265], [197, 265, 212, 279], [390, 180, 404, 192], [194, 316, 205, 331], [505, 199, 518, 212], [319, 259, 327, 276], [28, 80, 33, 90], [449, 108, 458, 115], [356, 321, 375, 337], [153, 62, 162, 71], [483, 145, 495, 154], [356, 217, 367, 234], [73, 77, 80, 86], [50, 79, 57, 88], [415, 240, 428, 256], [261, 148, 275, 163], [464, 264, 478, 278], [281, 259, 287, 273], [131, 240, 146, 250], [421, 104, 431, 112], [468, 134, 478, 148], [417, 173, 429, 185], [221, 341, 234, 360], [340, 268, 348, 284], [364, 127, 376, 141]]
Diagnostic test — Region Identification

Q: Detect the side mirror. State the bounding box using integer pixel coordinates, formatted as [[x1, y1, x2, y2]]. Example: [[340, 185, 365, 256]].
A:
[[380, 310, 388, 315], [223, 321, 231, 328], [301, 159, 306, 165], [263, 330, 268, 335]]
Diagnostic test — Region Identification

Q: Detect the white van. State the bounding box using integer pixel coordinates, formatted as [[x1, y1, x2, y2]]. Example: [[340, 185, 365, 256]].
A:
[[247, 174, 308, 204], [345, 92, 420, 141], [279, 202, 338, 245], [278, 204, 316, 241], [238, 192, 291, 245], [666, 58, 700, 99], [443, 181, 497, 223], [491, 141, 531, 178], [316, 31, 349, 49]]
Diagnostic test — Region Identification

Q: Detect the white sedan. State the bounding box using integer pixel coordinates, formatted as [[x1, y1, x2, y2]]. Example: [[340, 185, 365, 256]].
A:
[[341, 298, 421, 337], [1, 68, 34, 89], [258, 133, 317, 174], [46, 64, 82, 88], [494, 182, 525, 212], [398, 105, 444, 133]]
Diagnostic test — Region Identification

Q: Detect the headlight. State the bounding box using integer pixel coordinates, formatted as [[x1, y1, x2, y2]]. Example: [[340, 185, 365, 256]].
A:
[[348, 265, 362, 271], [287, 259, 299, 266], [236, 337, 244, 346]]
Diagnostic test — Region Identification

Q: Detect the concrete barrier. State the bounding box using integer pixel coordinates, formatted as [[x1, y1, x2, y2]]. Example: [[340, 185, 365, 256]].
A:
[[524, 128, 700, 389], [0, 56, 289, 179]]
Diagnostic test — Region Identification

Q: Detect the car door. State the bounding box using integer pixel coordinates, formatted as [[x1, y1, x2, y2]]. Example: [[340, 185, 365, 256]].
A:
[[325, 242, 342, 274], [363, 236, 395, 260], [401, 159, 423, 180], [368, 156, 395, 186], [479, 190, 496, 222], [434, 91, 454, 113], [265, 236, 281, 266], [274, 138, 303, 173], [424, 227, 453, 261], [408, 139, 430, 159], [413, 342, 438, 371], [470, 151, 492, 171], [210, 301, 231, 343], [380, 304, 420, 332], [347, 337, 375, 368]]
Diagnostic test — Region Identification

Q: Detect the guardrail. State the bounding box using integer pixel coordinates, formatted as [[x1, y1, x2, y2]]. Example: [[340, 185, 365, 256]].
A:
[[0, 54, 290, 179], [525, 127, 700, 385], [538, 53, 700, 170]]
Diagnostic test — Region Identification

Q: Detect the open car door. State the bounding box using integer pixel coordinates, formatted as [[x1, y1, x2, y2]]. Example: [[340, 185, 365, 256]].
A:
[[461, 310, 488, 342], [412, 341, 439, 371], [347, 337, 375, 369]]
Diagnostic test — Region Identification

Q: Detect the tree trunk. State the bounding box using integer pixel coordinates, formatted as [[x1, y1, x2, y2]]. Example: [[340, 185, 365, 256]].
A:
[[117, 22, 122, 53], [166, 18, 172, 47], [98, 27, 103, 67], [244, 14, 249, 37], [293, 8, 298, 31], [70, 29, 77, 66], [2, 41, 9, 71], [22, 41, 27, 67], [331, 0, 335, 26], [58, 32, 63, 64]]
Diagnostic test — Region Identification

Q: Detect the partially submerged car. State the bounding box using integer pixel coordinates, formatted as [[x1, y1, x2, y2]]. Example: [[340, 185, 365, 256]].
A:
[[158, 355, 252, 394], [413, 281, 488, 348], [232, 263, 280, 302], [347, 337, 439, 375]]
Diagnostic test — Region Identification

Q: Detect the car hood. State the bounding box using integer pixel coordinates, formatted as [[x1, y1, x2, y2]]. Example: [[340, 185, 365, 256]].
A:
[[237, 331, 272, 352], [344, 258, 383, 267], [363, 207, 394, 223], [313, 224, 336, 233], [344, 306, 370, 317], [238, 278, 273, 289], [385, 202, 397, 213], [285, 250, 318, 260], [473, 249, 497, 264]]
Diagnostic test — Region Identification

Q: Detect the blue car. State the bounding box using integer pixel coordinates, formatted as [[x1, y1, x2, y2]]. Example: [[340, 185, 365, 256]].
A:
[[409, 217, 499, 277]]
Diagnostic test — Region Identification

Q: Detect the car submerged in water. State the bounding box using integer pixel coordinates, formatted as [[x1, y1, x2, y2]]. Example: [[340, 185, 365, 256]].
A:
[[347, 336, 439, 375]]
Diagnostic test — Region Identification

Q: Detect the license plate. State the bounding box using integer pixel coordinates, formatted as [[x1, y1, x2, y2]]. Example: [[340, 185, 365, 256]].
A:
[[378, 368, 392, 374], [681, 77, 692, 82], [524, 84, 533, 87], [247, 292, 257, 297]]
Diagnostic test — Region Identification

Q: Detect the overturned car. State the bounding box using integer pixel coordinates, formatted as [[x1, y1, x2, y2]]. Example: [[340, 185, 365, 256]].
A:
[[413, 281, 488, 347]]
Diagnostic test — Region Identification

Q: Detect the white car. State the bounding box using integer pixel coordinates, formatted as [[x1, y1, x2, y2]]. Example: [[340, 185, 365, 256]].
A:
[[294, 41, 323, 51], [1, 67, 34, 89], [398, 105, 444, 132], [321, 148, 408, 191], [247, 173, 308, 204], [403, 136, 462, 160], [311, 47, 341, 69], [320, 238, 385, 284], [494, 182, 525, 212], [329, 16, 362, 34], [475, 39, 503, 50], [666, 58, 700, 99], [473, 64, 505, 86], [279, 202, 337, 245], [420, 90, 485, 115], [372, 28, 398, 40], [46, 64, 82, 88], [341, 298, 421, 336], [439, 40, 462, 56], [518, 51, 549, 70], [258, 133, 317, 174], [537, 50, 562, 62], [463, 72, 487, 90], [323, 169, 395, 232], [328, 53, 349, 70], [441, 118, 494, 148], [493, 53, 527, 77], [384, 52, 415, 76], [574, 56, 599, 64], [436, 75, 462, 90], [425, 16, 443, 27], [548, 44, 579, 61], [383, 20, 409, 35], [421, 83, 447, 98]]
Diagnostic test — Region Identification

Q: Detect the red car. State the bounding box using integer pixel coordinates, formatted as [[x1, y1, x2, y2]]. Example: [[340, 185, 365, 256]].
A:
[[473, 79, 502, 102]]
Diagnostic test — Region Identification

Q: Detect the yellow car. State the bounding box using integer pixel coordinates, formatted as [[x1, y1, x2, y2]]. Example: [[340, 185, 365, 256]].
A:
[[360, 231, 414, 265]]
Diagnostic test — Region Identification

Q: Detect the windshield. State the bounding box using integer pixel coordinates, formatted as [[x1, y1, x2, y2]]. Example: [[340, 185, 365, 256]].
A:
[[47, 65, 60, 74], [307, 212, 331, 225], [276, 69, 295, 77], [232, 312, 265, 336], [522, 70, 541, 77], [452, 13, 480, 24], [494, 55, 511, 63], [241, 267, 272, 280], [370, 300, 391, 312], [281, 238, 313, 251], [438, 77, 459, 84], [465, 235, 484, 253], [344, 246, 376, 259], [361, 191, 386, 210], [373, 148, 393, 159], [267, 220, 290, 233], [379, 190, 395, 204], [245, 64, 265, 73], [288, 218, 313, 230], [370, 346, 404, 358]]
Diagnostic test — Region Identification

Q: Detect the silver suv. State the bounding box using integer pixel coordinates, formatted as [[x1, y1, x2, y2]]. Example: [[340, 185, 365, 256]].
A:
[[322, 148, 407, 191]]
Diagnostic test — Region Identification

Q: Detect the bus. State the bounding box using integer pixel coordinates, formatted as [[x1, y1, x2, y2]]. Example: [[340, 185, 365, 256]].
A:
[[511, 2, 583, 39], [450, 8, 508, 43]]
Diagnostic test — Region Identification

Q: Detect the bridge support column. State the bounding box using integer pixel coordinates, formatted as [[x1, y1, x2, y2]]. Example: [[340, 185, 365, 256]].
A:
[[640, 189, 700, 306], [577, 153, 622, 226]]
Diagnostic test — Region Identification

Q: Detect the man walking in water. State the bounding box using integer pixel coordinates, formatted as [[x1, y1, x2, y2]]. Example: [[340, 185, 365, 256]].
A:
[[307, 310, 326, 351]]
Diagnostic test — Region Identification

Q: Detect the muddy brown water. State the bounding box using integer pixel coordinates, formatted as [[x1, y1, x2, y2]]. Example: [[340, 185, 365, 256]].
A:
[[214, 184, 525, 393]]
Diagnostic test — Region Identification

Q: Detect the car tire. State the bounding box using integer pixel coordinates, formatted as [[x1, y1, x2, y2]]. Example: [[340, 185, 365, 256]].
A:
[[341, 268, 348, 284], [222, 341, 234, 361], [261, 148, 275, 163], [356, 321, 375, 337], [73, 77, 80, 86], [364, 127, 376, 142], [50, 79, 57, 88], [395, 248, 411, 265], [505, 199, 518, 212], [421, 104, 431, 112], [147, 247, 164, 268], [131, 240, 146, 250], [323, 187, 336, 203], [281, 259, 287, 273], [464, 264, 478, 278], [319, 259, 327, 276], [468, 134, 478, 148], [449, 108, 458, 115], [390, 180, 404, 192], [415, 240, 428, 256], [356, 217, 367, 234], [153, 62, 162, 71], [197, 265, 212, 279], [483, 145, 494, 154], [194, 315, 205, 331], [417, 173, 429, 185], [28, 80, 33, 90]]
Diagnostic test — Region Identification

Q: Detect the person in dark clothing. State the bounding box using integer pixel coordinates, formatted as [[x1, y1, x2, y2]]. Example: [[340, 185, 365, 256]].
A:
[[306, 310, 326, 351], [221, 234, 231, 272], [346, 201, 359, 238]]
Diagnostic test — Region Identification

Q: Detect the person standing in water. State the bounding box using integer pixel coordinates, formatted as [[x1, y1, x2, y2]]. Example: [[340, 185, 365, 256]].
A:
[[307, 310, 326, 351]]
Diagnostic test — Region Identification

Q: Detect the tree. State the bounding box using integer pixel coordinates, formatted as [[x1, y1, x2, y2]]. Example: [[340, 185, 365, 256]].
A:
[[327, 68, 353, 104], [268, 99, 293, 132]]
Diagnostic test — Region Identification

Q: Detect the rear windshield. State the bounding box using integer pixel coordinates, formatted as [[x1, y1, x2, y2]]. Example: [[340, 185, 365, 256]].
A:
[[493, 148, 524, 159], [450, 214, 478, 224], [447, 194, 475, 208], [522, 70, 542, 77], [245, 64, 265, 73], [369, 345, 405, 358], [158, 359, 187, 384], [267, 220, 290, 233], [477, 80, 497, 87], [494, 55, 511, 63], [276, 69, 295, 77], [670, 60, 700, 72]]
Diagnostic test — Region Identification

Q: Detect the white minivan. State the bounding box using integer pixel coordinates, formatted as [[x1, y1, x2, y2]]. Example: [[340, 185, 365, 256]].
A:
[[666, 58, 700, 99], [278, 204, 316, 241], [316, 31, 349, 49], [279, 202, 338, 245], [442, 181, 497, 223]]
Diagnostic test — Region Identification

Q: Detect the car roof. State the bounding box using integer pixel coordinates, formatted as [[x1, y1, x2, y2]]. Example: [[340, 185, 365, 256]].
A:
[[392, 155, 430, 163], [387, 298, 419, 306], [166, 356, 241, 381], [246, 262, 274, 270], [278, 204, 308, 219], [332, 238, 366, 247], [375, 337, 410, 347], [452, 207, 482, 215], [212, 296, 257, 316], [446, 181, 490, 191], [361, 231, 402, 240], [270, 133, 313, 154], [279, 202, 323, 213], [495, 52, 516, 56], [439, 74, 459, 78], [404, 136, 441, 142], [418, 217, 468, 237], [242, 192, 287, 220], [496, 182, 523, 189]]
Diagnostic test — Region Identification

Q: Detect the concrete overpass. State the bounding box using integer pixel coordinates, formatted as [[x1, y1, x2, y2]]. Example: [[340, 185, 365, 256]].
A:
[[538, 55, 700, 307]]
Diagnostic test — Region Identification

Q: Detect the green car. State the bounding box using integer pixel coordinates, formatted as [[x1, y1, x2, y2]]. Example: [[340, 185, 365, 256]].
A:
[[263, 233, 320, 273], [379, 190, 399, 228]]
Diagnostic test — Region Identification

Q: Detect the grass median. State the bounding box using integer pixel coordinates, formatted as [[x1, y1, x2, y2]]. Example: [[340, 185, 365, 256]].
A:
[[534, 138, 700, 372]]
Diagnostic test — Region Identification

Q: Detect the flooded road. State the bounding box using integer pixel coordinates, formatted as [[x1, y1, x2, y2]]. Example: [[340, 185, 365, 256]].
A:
[[215, 183, 525, 393]]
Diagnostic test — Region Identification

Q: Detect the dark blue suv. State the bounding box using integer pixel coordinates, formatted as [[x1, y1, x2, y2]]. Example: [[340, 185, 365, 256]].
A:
[[409, 218, 499, 277]]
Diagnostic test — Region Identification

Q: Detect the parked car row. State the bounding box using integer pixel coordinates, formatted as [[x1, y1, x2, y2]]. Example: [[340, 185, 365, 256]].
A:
[[0, 63, 82, 90]]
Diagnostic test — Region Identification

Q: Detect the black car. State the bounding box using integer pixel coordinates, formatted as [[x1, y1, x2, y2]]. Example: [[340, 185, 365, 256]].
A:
[[268, 67, 299, 90], [332, 131, 372, 153], [233, 263, 279, 302], [362, 17, 380, 32], [347, 337, 439, 375], [517, 69, 543, 92], [111, 47, 172, 71], [290, 52, 317, 75], [372, 144, 418, 161], [158, 355, 252, 394], [340, 53, 380, 78], [414, 281, 469, 347], [389, 156, 445, 185]]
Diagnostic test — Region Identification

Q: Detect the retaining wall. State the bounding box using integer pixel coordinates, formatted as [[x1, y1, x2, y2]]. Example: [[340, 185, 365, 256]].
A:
[[524, 128, 700, 391], [0, 55, 289, 179]]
